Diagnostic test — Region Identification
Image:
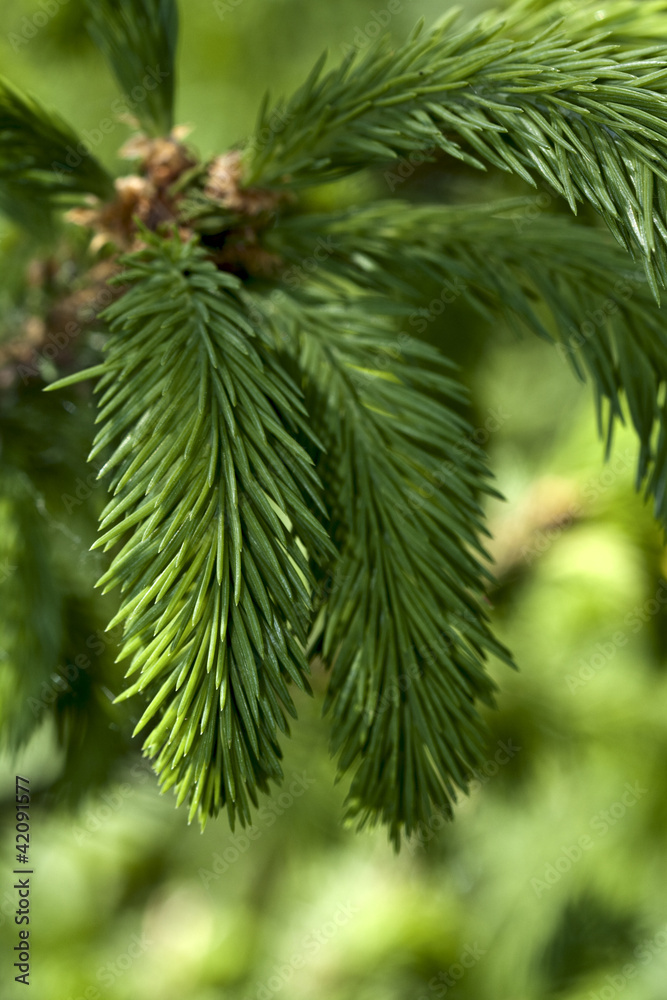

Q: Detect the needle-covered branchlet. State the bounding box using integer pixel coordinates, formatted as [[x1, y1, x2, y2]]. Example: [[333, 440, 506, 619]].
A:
[[3, 0, 667, 845]]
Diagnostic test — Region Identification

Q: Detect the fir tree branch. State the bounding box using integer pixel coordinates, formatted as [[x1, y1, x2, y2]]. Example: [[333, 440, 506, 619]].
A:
[[49, 231, 331, 828], [253, 288, 513, 846], [0, 78, 114, 227], [244, 0, 667, 294], [0, 381, 131, 800], [267, 201, 667, 526], [0, 184, 54, 234], [86, 0, 178, 137], [0, 468, 62, 748], [506, 0, 667, 47]]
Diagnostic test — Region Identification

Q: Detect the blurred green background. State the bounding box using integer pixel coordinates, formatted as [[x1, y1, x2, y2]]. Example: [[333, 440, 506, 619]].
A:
[[1, 0, 667, 998]]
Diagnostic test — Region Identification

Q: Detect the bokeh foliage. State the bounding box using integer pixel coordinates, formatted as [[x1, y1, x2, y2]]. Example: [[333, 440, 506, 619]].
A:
[[1, 0, 666, 997]]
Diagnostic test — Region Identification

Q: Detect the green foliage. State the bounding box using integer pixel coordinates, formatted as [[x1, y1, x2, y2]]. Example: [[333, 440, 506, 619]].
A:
[[4, 0, 667, 846], [253, 289, 513, 843], [508, 0, 667, 45], [268, 202, 667, 524], [0, 467, 62, 747], [85, 0, 178, 136], [0, 380, 129, 799], [245, 0, 667, 295], [51, 232, 331, 828], [0, 77, 113, 228]]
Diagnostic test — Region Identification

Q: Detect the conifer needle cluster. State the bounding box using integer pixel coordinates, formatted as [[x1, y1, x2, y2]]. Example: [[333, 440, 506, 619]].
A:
[[3, 0, 667, 846]]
